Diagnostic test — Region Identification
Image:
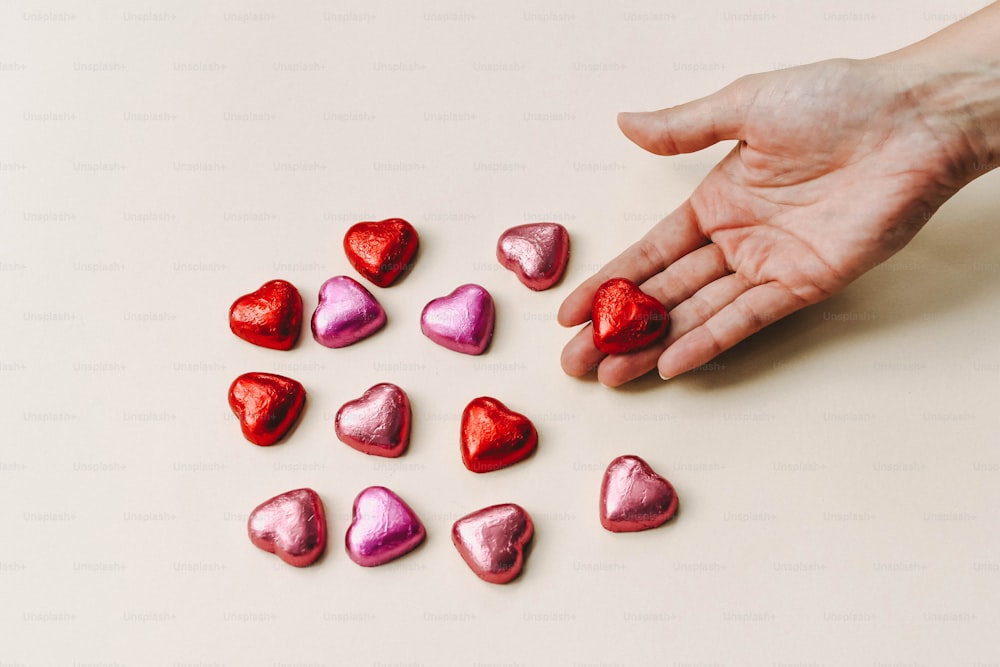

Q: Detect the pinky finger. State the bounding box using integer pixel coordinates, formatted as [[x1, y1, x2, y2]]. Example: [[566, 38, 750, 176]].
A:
[[656, 282, 808, 379]]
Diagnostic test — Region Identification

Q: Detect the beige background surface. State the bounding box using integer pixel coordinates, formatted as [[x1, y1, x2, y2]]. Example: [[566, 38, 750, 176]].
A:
[[2, 1, 999, 665]]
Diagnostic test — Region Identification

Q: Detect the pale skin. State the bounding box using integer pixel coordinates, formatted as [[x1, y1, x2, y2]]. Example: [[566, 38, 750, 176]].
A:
[[560, 1, 1000, 386]]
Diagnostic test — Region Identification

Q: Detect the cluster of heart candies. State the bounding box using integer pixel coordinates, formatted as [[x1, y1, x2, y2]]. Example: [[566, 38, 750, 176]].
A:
[[228, 218, 679, 584]]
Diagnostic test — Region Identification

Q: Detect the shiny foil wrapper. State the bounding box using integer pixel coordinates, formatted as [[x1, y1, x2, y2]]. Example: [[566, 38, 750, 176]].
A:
[[591, 277, 669, 354], [452, 503, 533, 584], [311, 275, 387, 348], [248, 488, 327, 567], [460, 397, 537, 473], [335, 383, 411, 458], [600, 455, 678, 532], [420, 284, 495, 355], [496, 222, 570, 291], [228, 372, 306, 446], [229, 279, 303, 350], [345, 486, 426, 567], [343, 218, 419, 288]]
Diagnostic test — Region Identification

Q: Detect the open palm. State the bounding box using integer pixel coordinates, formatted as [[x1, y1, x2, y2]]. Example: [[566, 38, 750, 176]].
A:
[[559, 58, 978, 386]]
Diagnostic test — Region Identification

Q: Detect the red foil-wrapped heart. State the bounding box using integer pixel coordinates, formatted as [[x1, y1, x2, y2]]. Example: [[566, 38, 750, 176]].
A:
[[248, 488, 327, 567], [460, 397, 537, 473], [591, 277, 669, 354], [228, 372, 306, 446], [600, 455, 678, 532], [343, 218, 419, 288], [229, 279, 303, 350]]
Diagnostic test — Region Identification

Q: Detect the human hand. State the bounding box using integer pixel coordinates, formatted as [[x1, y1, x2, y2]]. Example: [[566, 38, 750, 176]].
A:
[[559, 56, 994, 386]]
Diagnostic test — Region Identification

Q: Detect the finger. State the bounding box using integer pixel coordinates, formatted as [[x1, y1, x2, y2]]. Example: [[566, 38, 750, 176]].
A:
[[638, 243, 730, 311], [663, 273, 753, 346], [595, 272, 750, 386], [560, 323, 605, 378], [562, 323, 669, 387], [561, 252, 738, 383], [618, 78, 751, 156], [594, 273, 768, 386], [657, 282, 806, 379], [588, 245, 732, 386], [563, 266, 743, 386], [596, 344, 665, 387], [557, 200, 707, 327]]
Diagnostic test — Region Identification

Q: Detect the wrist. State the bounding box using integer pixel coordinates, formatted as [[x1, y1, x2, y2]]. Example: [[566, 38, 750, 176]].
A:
[[873, 3, 1000, 182]]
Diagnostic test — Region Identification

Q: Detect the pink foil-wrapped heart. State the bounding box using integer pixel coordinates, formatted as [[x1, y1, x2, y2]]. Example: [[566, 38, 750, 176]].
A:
[[311, 276, 386, 348], [345, 486, 426, 567], [335, 383, 411, 458], [496, 222, 570, 291], [600, 455, 678, 532], [452, 503, 533, 584], [247, 488, 327, 567], [420, 284, 495, 355]]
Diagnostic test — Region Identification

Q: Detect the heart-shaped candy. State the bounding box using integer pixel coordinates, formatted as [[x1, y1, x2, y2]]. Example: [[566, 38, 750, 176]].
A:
[[311, 276, 386, 348], [600, 455, 678, 532], [343, 218, 419, 288], [460, 396, 537, 473], [229, 279, 302, 350], [228, 372, 306, 446], [496, 222, 570, 291], [420, 284, 494, 355], [335, 383, 411, 458], [345, 486, 426, 567], [591, 278, 669, 355], [452, 503, 533, 584], [248, 488, 327, 567]]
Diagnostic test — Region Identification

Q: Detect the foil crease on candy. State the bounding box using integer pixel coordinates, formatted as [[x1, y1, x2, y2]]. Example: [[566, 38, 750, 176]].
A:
[[345, 486, 426, 567], [311, 276, 387, 348], [600, 455, 678, 532], [336, 383, 411, 458], [496, 222, 570, 291], [452, 503, 533, 584], [248, 488, 327, 567], [420, 284, 495, 355]]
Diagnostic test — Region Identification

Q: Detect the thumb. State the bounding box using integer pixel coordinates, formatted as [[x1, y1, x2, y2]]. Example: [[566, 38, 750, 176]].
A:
[[618, 80, 750, 155]]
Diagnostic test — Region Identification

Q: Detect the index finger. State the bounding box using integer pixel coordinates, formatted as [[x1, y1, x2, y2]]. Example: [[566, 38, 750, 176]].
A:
[[557, 200, 708, 327]]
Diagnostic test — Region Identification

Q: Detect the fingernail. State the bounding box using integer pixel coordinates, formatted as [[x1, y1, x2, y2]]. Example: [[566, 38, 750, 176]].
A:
[[658, 370, 671, 381]]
